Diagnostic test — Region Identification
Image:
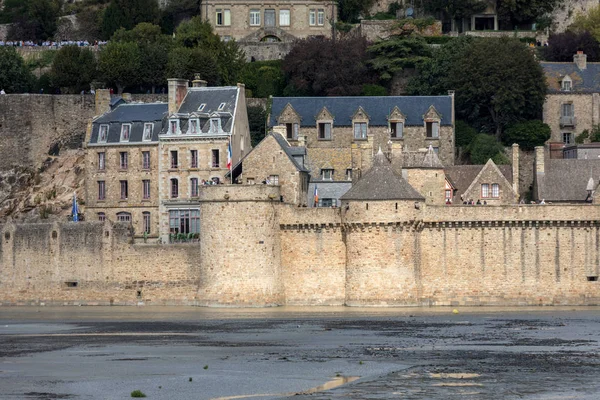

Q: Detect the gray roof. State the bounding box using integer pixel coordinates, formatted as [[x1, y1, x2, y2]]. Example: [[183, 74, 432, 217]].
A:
[[541, 62, 600, 93], [271, 133, 309, 172], [445, 164, 513, 195], [176, 87, 238, 115], [536, 159, 600, 202], [90, 103, 167, 144], [270, 96, 453, 127], [308, 182, 352, 205], [341, 150, 424, 201]]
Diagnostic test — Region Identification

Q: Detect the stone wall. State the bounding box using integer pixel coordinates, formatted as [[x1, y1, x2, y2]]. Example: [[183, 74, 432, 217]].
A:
[[360, 19, 442, 42], [543, 93, 599, 143]]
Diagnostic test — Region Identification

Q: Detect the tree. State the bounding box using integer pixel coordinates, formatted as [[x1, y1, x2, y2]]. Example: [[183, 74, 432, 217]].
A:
[[98, 41, 141, 93], [0, 47, 35, 93], [497, 0, 561, 28], [283, 35, 375, 96], [248, 105, 267, 147], [160, 0, 201, 34], [541, 31, 600, 62], [5, 0, 59, 40], [569, 5, 600, 42], [100, 0, 160, 40], [424, 0, 488, 20], [502, 120, 551, 150], [166, 47, 221, 85], [240, 60, 285, 98], [338, 0, 375, 23], [50, 46, 97, 93], [455, 120, 477, 148], [468, 134, 510, 165]]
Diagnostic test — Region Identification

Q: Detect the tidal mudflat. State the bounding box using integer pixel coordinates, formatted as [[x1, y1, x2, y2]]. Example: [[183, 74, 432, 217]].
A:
[[0, 306, 599, 399]]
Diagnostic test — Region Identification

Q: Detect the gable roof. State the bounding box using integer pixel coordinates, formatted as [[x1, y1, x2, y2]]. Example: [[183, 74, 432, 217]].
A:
[[462, 159, 515, 197], [536, 158, 600, 202], [270, 96, 453, 127], [541, 62, 600, 93], [444, 163, 513, 196], [341, 150, 424, 201], [271, 133, 310, 172]]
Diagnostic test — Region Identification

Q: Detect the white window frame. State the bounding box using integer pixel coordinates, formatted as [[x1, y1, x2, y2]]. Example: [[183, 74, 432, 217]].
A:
[[426, 121, 440, 138], [188, 118, 199, 134], [210, 118, 221, 133], [309, 9, 316, 26], [117, 212, 131, 222], [169, 119, 180, 135], [322, 169, 333, 180], [268, 175, 279, 185], [481, 183, 490, 198], [216, 9, 231, 26], [491, 183, 500, 198], [317, 9, 325, 26], [143, 123, 153, 141], [562, 80, 572, 91], [318, 122, 332, 140], [562, 103, 574, 117], [391, 121, 404, 139], [98, 152, 105, 170], [250, 9, 261, 26], [353, 122, 368, 139], [280, 9, 290, 26], [120, 124, 131, 142], [346, 168, 352, 181], [98, 124, 108, 143]]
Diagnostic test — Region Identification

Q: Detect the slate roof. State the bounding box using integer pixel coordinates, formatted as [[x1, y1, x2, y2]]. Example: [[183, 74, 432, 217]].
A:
[[536, 159, 600, 202], [340, 150, 424, 201], [541, 62, 600, 93], [90, 103, 168, 144], [270, 96, 453, 127], [445, 164, 513, 195], [271, 133, 309, 172]]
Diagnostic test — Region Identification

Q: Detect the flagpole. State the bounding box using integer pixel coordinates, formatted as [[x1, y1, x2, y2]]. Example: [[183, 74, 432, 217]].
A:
[[229, 136, 233, 185]]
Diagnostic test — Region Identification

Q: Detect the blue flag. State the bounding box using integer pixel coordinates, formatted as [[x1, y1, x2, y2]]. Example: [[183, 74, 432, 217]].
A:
[[72, 192, 79, 222]]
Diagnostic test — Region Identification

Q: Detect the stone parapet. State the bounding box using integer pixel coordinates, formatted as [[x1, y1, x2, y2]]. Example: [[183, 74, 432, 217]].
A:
[[198, 184, 281, 202]]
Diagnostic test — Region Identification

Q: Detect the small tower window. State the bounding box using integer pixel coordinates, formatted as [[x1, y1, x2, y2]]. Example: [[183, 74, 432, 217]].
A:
[[198, 104, 206, 111], [218, 102, 226, 111]]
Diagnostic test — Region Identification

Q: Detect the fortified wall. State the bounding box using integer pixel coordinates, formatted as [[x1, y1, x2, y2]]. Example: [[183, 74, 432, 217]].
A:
[[1, 185, 599, 307]]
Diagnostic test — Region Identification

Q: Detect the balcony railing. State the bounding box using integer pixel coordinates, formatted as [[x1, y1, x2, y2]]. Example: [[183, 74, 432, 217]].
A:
[[560, 116, 577, 127]]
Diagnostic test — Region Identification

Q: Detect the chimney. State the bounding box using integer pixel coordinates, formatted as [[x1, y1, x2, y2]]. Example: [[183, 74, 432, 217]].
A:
[[95, 89, 111, 116], [191, 73, 207, 88], [512, 143, 519, 199], [534, 146, 545, 175], [168, 78, 189, 115], [574, 51, 587, 70]]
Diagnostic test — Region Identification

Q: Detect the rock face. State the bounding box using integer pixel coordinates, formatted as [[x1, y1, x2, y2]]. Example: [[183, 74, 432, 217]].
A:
[[551, 0, 598, 33]]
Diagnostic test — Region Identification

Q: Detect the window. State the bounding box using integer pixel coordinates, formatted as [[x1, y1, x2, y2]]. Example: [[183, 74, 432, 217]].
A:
[[210, 118, 220, 133], [191, 150, 198, 168], [119, 152, 128, 169], [143, 212, 151, 234], [142, 151, 150, 169], [563, 132, 573, 144], [562, 103, 574, 117], [391, 122, 403, 139], [117, 212, 131, 222], [191, 178, 199, 197], [265, 9, 275, 27], [216, 9, 231, 26], [169, 209, 200, 234], [280, 9, 290, 26], [481, 183, 489, 198], [198, 104, 206, 111], [120, 180, 128, 200], [120, 124, 131, 142], [319, 198, 336, 207], [98, 125, 108, 142], [309, 9, 316, 25], [212, 149, 220, 168], [170, 150, 178, 169], [562, 80, 572, 91], [426, 121, 440, 138], [286, 123, 299, 139], [346, 169, 353, 181], [445, 189, 452, 200], [171, 178, 179, 198], [98, 152, 105, 170], [169, 119, 179, 135], [97, 181, 105, 200], [143, 123, 153, 141], [98, 212, 105, 222], [432, 147, 439, 154], [317, 122, 332, 140], [250, 9, 260, 26], [317, 9, 325, 25], [322, 169, 333, 180], [268, 175, 279, 185], [218, 102, 226, 111], [188, 119, 199, 134], [142, 180, 150, 200], [354, 122, 367, 139], [491, 183, 500, 198]]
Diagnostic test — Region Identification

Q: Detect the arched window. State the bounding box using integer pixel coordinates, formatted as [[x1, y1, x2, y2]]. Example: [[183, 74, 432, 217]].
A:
[[171, 178, 179, 199], [116, 212, 131, 222], [98, 212, 106, 222]]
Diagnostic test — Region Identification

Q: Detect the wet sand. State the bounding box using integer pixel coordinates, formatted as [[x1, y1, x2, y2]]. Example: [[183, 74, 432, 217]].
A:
[[0, 306, 599, 399]]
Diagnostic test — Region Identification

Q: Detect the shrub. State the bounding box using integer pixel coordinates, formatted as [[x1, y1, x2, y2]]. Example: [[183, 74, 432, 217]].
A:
[[130, 390, 146, 398], [468, 134, 509, 165], [455, 120, 477, 148], [502, 120, 551, 150], [361, 84, 387, 96]]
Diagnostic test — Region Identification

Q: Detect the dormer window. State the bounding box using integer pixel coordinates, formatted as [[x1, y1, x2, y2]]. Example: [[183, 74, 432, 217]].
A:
[[189, 119, 199, 134], [142, 123, 153, 141], [218, 102, 226, 111], [169, 119, 180, 135], [198, 104, 206, 111], [98, 125, 108, 143], [354, 122, 367, 139], [562, 76, 572, 92], [390, 121, 404, 139], [209, 118, 220, 133], [286, 123, 299, 139], [318, 122, 332, 140], [321, 169, 334, 180], [120, 124, 131, 142], [426, 121, 439, 138]]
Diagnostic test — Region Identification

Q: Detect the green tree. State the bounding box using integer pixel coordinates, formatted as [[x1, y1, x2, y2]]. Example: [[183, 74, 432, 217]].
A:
[[338, 0, 375, 23], [455, 120, 477, 147], [502, 120, 551, 150], [497, 0, 561, 28], [424, 0, 488, 19], [248, 105, 267, 147], [98, 41, 141, 93], [50, 46, 97, 93], [6, 0, 60, 40], [160, 0, 200, 34], [468, 134, 510, 165], [569, 4, 600, 42], [240, 60, 285, 98], [166, 47, 220, 85], [100, 0, 160, 40], [0, 47, 35, 93]]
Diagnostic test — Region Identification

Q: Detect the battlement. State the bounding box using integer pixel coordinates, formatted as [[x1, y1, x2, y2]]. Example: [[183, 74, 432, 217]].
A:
[[198, 184, 281, 202]]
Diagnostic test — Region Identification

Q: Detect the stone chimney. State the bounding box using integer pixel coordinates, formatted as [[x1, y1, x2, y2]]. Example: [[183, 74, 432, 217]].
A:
[[448, 90, 455, 125], [534, 146, 545, 175], [574, 51, 587, 70], [95, 89, 111, 116], [512, 143, 519, 198], [191, 73, 207, 88], [168, 78, 189, 115]]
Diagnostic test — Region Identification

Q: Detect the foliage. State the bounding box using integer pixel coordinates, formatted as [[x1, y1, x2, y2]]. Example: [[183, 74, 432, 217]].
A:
[[74, 6, 104, 42], [569, 5, 600, 43], [248, 106, 267, 147], [100, 0, 160, 40], [455, 120, 477, 148], [240, 60, 285, 98], [0, 47, 35, 93], [98, 41, 141, 93], [130, 390, 146, 398], [50, 46, 97, 93], [577, 125, 600, 143], [424, 0, 488, 19], [497, 0, 562, 28], [160, 0, 201, 34], [468, 134, 510, 165], [166, 47, 221, 86], [502, 120, 551, 150], [283, 35, 375, 96], [338, 0, 375, 23], [361, 84, 387, 96], [367, 35, 432, 85], [541, 31, 600, 62], [335, 21, 354, 33], [424, 36, 455, 45], [5, 0, 60, 40], [575, 130, 589, 144]]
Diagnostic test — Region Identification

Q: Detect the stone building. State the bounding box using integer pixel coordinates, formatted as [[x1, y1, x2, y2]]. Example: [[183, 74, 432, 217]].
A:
[[445, 160, 517, 205], [542, 51, 600, 145], [269, 94, 455, 206], [84, 91, 166, 238], [202, 0, 336, 61], [158, 78, 252, 241]]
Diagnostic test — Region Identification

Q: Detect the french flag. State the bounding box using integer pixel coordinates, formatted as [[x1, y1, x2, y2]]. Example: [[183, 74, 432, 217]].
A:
[[227, 141, 232, 170]]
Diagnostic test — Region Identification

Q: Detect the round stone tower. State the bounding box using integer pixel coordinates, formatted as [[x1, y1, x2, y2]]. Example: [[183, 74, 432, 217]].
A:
[[197, 184, 284, 306], [341, 149, 425, 306]]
